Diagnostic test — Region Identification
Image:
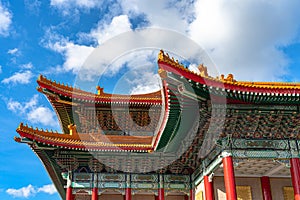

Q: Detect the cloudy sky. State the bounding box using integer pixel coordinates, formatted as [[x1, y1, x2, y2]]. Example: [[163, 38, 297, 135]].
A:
[[0, 0, 300, 199]]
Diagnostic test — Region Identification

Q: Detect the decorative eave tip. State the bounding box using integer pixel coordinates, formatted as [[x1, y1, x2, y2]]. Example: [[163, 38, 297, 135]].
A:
[[157, 50, 185, 69], [158, 49, 236, 82], [14, 136, 21, 143]]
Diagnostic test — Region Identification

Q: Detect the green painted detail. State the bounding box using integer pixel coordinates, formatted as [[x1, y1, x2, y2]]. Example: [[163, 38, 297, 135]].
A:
[[102, 182, 122, 188], [99, 174, 125, 182], [74, 173, 92, 181], [164, 175, 190, 183], [61, 172, 68, 180], [132, 183, 156, 189], [156, 91, 181, 150], [132, 174, 157, 182], [232, 150, 291, 159], [167, 183, 187, 189], [72, 182, 91, 188]]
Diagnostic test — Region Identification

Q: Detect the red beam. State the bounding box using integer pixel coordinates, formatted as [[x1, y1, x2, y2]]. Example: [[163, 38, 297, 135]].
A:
[[260, 176, 272, 200], [290, 158, 300, 200], [222, 155, 237, 200]]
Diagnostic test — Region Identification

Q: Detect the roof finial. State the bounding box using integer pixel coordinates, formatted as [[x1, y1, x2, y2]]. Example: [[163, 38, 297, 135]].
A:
[[68, 124, 77, 136], [96, 86, 104, 95], [198, 64, 208, 77]]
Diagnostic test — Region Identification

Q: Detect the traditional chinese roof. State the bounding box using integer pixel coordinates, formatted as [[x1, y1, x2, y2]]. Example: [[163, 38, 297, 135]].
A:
[[157, 50, 300, 103], [15, 50, 300, 199], [36, 75, 163, 135], [16, 123, 153, 152], [37, 75, 162, 104], [154, 49, 300, 152]]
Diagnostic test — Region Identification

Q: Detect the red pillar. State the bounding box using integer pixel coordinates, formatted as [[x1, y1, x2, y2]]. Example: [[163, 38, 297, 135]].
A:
[[290, 158, 300, 200], [158, 174, 164, 200], [260, 176, 272, 200], [184, 195, 189, 200], [204, 175, 214, 200], [189, 188, 195, 200], [222, 154, 237, 200], [66, 187, 73, 200], [155, 195, 159, 200], [92, 187, 98, 200], [92, 173, 98, 200], [125, 188, 131, 200], [66, 172, 73, 200], [158, 188, 164, 200]]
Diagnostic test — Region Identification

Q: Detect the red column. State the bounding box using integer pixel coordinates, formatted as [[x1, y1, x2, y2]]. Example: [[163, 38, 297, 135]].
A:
[[290, 158, 300, 200], [66, 187, 73, 200], [125, 188, 131, 200], [155, 195, 159, 200], [125, 174, 132, 200], [189, 188, 195, 200], [158, 174, 164, 200], [222, 154, 237, 200], [184, 195, 189, 200], [158, 188, 164, 200], [92, 173, 98, 200], [260, 176, 272, 200], [66, 172, 73, 200], [204, 175, 214, 200], [92, 187, 98, 200]]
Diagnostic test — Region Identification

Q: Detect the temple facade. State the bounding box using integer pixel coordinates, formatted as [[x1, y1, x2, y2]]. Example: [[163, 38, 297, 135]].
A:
[[15, 50, 300, 200]]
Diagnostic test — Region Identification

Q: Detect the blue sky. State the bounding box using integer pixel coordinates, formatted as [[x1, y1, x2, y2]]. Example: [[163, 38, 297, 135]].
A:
[[0, 0, 300, 199]]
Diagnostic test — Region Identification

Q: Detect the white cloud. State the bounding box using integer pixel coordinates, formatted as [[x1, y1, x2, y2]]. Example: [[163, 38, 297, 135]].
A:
[[7, 100, 22, 113], [43, 15, 131, 76], [0, 2, 12, 36], [50, 0, 102, 15], [44, 0, 300, 89], [20, 63, 33, 69], [7, 95, 59, 127], [6, 184, 57, 198], [50, 0, 98, 8], [188, 0, 300, 81], [24, 0, 41, 15], [37, 184, 57, 195], [47, 39, 95, 73], [0, 65, 2, 73], [27, 107, 58, 127], [120, 0, 189, 33], [6, 184, 35, 198], [90, 15, 132, 44], [7, 48, 18, 55], [103, 50, 161, 94], [1, 70, 33, 84]]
